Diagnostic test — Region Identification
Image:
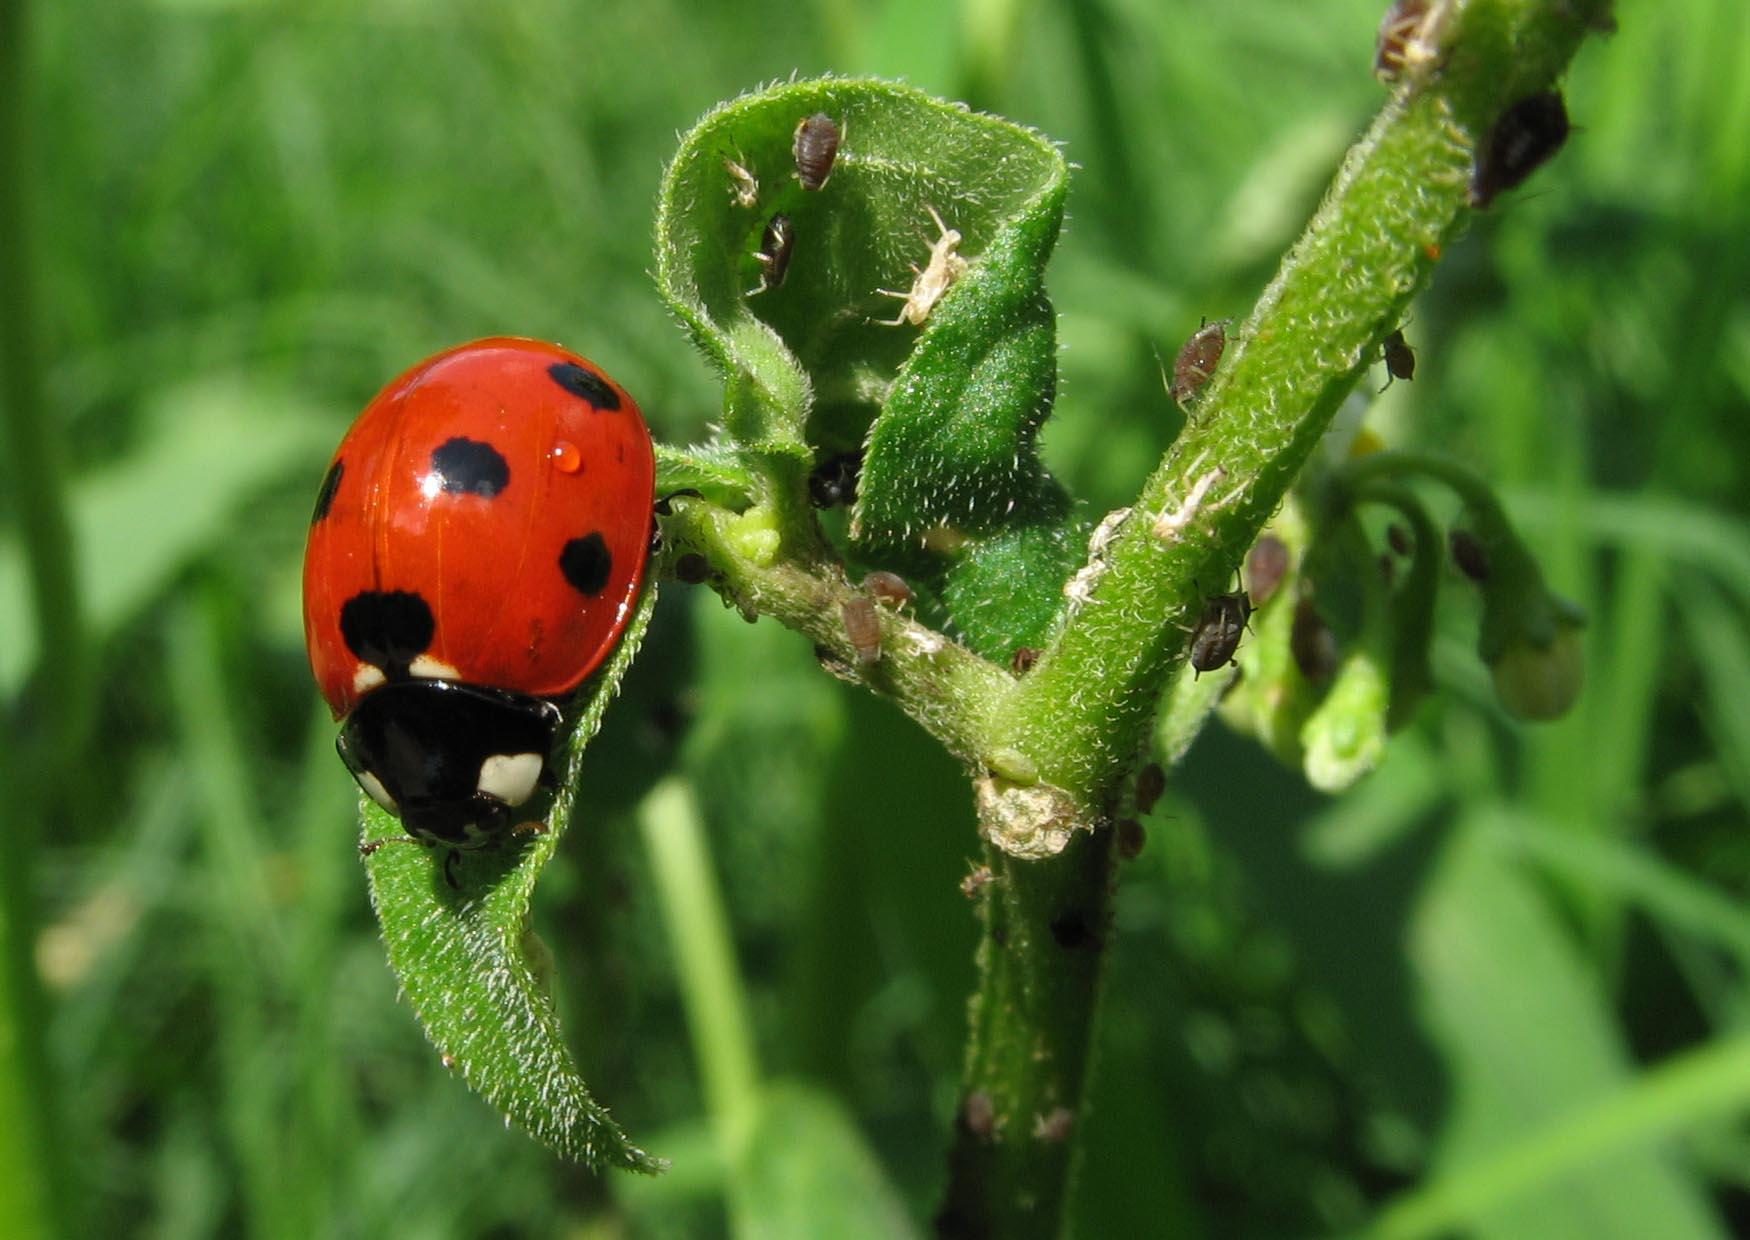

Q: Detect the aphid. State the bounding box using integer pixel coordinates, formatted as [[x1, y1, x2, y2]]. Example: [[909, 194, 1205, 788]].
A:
[[792, 112, 842, 191], [1133, 763, 1166, 816], [1188, 590, 1253, 676], [1386, 524, 1412, 556], [861, 570, 913, 609], [1470, 91, 1570, 209], [1380, 327, 1417, 390], [1291, 598, 1340, 681], [751, 212, 794, 294], [808, 450, 862, 508], [876, 205, 968, 327], [961, 1090, 997, 1140], [1375, 0, 1433, 82], [841, 595, 882, 664], [1246, 535, 1290, 608], [1170, 318, 1228, 406], [725, 156, 759, 208], [1009, 646, 1040, 675], [1033, 1107, 1075, 1143], [1116, 818, 1147, 861], [675, 553, 711, 584], [960, 864, 996, 899], [1449, 528, 1491, 581]]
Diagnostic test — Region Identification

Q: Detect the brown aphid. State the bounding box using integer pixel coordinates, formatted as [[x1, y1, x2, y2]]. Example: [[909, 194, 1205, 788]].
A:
[[1375, 0, 1433, 82], [1170, 318, 1228, 406], [1386, 523, 1412, 556], [1380, 327, 1416, 390], [1470, 91, 1570, 209], [1450, 528, 1491, 581], [961, 1090, 998, 1140], [1116, 818, 1147, 861], [960, 863, 996, 899], [841, 594, 882, 664], [1246, 535, 1291, 608], [751, 212, 794, 294], [862, 570, 913, 609], [675, 553, 711, 584], [1133, 762, 1166, 815], [877, 206, 968, 327], [1291, 598, 1340, 681], [792, 112, 842, 190], [1009, 646, 1040, 675], [1188, 590, 1253, 676]]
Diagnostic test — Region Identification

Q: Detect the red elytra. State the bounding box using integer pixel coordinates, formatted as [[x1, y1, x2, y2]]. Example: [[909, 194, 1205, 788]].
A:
[[303, 337, 654, 720]]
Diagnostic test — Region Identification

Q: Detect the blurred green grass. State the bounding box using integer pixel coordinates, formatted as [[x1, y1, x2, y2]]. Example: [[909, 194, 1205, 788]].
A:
[[3, 0, 1748, 1235]]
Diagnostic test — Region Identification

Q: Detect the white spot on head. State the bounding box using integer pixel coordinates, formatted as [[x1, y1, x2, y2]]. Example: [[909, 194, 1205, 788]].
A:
[[353, 664, 386, 696], [356, 770, 398, 814], [409, 655, 462, 680], [478, 752, 543, 807]]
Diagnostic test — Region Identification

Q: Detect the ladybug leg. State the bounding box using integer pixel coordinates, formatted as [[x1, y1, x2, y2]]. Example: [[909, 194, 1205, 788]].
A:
[[443, 849, 462, 889]]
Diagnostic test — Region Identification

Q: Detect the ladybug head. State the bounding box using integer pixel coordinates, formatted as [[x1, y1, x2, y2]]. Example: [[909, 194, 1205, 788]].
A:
[[337, 680, 562, 847]]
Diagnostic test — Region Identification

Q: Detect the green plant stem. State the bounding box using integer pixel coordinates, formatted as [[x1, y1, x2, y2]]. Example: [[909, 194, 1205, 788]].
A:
[[938, 828, 1115, 1239], [0, 2, 70, 1234], [660, 497, 1015, 765], [639, 779, 762, 1161], [992, 0, 1604, 806]]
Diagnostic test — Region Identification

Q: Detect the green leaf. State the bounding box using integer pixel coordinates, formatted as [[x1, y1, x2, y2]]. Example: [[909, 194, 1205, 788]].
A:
[[362, 586, 664, 1173], [734, 1082, 921, 1240], [1373, 820, 1724, 1239], [654, 440, 759, 508]]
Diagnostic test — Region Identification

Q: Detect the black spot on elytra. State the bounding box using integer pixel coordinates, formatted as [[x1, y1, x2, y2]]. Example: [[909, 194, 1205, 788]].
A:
[[340, 591, 435, 673], [559, 533, 613, 596], [548, 361, 621, 411], [430, 437, 510, 498], [311, 459, 344, 524]]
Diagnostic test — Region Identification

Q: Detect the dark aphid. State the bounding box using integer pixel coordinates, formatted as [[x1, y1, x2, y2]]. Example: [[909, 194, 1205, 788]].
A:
[[1375, 0, 1433, 81], [1171, 318, 1228, 406], [1386, 523, 1412, 556], [1470, 91, 1570, 209], [842, 595, 882, 665], [1450, 528, 1491, 581], [808, 450, 862, 508], [793, 112, 842, 191], [1116, 818, 1147, 861], [1291, 598, 1340, 681], [1133, 762, 1166, 815], [1009, 646, 1040, 675], [1381, 327, 1417, 390], [1188, 590, 1253, 676], [675, 553, 710, 584], [752, 212, 794, 293], [1246, 535, 1291, 608], [862, 570, 913, 609]]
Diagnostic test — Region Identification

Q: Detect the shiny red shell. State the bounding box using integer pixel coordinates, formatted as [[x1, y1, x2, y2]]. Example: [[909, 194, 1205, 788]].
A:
[[303, 337, 654, 719]]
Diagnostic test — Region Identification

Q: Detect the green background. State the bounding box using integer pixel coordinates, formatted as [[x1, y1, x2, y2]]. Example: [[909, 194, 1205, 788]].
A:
[[3, 0, 1746, 1235]]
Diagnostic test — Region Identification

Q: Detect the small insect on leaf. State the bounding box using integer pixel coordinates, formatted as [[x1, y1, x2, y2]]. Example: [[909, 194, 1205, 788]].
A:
[[861, 570, 914, 609], [792, 112, 842, 191], [1170, 319, 1228, 406], [876, 205, 969, 327], [1380, 327, 1416, 391], [1133, 762, 1166, 815], [1291, 597, 1340, 681], [808, 450, 862, 508], [1245, 535, 1290, 608], [725, 156, 759, 208], [1375, 0, 1434, 82], [1449, 528, 1491, 581], [1470, 91, 1570, 209], [841, 595, 883, 664], [750, 212, 794, 295], [1188, 590, 1252, 676]]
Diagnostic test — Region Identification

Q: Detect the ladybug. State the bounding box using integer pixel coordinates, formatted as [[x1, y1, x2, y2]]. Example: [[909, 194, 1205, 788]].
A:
[[302, 337, 655, 851]]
